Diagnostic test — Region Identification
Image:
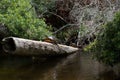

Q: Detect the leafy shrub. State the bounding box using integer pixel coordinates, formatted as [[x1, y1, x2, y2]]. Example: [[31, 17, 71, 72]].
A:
[[92, 12, 120, 66], [32, 0, 56, 15], [0, 0, 52, 40]]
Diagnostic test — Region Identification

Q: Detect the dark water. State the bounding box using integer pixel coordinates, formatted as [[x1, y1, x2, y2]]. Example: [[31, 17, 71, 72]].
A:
[[0, 52, 119, 80]]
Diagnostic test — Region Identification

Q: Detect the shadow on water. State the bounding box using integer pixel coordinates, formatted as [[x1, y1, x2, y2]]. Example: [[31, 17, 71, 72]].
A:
[[0, 52, 119, 80]]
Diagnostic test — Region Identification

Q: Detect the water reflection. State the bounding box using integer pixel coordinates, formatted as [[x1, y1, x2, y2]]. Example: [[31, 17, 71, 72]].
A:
[[0, 52, 119, 80]]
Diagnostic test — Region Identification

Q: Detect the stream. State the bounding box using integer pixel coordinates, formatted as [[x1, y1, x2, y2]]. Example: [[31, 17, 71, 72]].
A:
[[0, 52, 119, 80]]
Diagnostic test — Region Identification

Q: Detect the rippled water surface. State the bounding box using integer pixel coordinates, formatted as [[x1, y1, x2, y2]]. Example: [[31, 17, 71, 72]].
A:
[[0, 52, 119, 80]]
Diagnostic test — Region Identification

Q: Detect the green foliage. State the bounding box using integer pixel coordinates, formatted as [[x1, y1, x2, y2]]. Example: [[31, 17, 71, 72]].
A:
[[84, 39, 97, 51], [78, 24, 88, 38], [32, 0, 56, 14], [57, 28, 79, 43], [91, 12, 120, 66], [0, 0, 52, 40]]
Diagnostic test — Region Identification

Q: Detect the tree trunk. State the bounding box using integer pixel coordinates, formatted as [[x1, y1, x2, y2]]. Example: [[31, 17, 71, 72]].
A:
[[2, 37, 78, 56]]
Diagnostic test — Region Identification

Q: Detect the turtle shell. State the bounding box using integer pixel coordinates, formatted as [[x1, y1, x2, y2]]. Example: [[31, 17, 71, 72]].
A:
[[43, 36, 57, 44]]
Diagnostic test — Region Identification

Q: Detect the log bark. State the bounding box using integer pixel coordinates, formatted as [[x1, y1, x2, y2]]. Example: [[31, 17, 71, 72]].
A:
[[2, 37, 78, 56]]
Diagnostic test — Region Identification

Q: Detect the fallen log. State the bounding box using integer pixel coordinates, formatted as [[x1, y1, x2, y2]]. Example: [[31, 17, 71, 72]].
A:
[[2, 37, 78, 56]]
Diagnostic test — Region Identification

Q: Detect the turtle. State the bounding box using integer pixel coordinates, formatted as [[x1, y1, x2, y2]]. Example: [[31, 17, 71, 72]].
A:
[[43, 36, 58, 44], [43, 36, 64, 53]]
